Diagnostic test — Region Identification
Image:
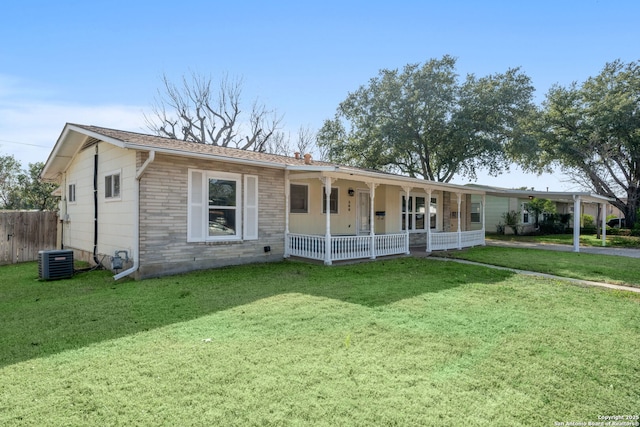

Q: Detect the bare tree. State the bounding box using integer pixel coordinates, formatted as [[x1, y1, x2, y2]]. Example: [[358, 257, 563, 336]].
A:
[[263, 125, 318, 157], [295, 125, 315, 156], [145, 72, 282, 152]]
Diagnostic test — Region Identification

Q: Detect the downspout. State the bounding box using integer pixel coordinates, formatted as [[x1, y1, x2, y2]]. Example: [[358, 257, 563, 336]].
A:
[[93, 145, 100, 265], [113, 150, 155, 280]]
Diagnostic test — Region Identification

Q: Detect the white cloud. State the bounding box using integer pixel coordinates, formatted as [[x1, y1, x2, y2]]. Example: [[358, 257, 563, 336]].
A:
[[0, 100, 148, 167], [0, 73, 149, 166]]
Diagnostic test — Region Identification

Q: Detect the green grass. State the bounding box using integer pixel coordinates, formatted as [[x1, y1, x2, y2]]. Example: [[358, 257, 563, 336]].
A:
[[1, 259, 639, 426], [438, 246, 640, 287], [487, 233, 640, 248]]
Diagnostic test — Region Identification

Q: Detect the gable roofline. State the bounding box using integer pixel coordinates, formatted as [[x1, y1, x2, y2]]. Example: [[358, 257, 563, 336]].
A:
[[41, 123, 486, 195], [41, 123, 342, 181]]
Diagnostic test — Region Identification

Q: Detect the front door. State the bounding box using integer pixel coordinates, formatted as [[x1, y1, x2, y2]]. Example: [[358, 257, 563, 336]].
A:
[[356, 190, 371, 235]]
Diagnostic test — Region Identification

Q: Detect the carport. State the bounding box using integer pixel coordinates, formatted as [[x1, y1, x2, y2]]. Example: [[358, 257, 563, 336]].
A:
[[482, 189, 614, 253]]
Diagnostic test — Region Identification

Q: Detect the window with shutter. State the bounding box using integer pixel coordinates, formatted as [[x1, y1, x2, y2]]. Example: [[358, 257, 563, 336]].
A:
[[188, 169, 254, 242]]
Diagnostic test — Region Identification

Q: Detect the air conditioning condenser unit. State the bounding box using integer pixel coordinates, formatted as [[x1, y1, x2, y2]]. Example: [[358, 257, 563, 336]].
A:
[[38, 250, 74, 280]]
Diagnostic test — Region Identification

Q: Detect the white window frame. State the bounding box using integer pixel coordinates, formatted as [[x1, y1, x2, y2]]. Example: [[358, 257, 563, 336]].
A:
[[290, 183, 309, 214], [401, 193, 434, 232], [104, 170, 121, 201], [68, 182, 77, 204], [188, 169, 258, 243], [321, 186, 339, 214], [429, 196, 438, 230], [522, 202, 531, 224], [470, 202, 481, 223]]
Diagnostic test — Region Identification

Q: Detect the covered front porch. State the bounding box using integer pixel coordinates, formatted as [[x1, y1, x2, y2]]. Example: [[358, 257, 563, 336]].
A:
[[283, 168, 486, 265]]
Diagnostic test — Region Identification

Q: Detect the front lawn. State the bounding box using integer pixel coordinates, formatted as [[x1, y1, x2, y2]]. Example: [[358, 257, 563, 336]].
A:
[[487, 233, 640, 248], [1, 259, 638, 426]]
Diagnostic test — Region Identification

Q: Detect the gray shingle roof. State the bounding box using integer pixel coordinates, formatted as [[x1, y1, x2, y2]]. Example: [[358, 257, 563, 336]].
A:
[[71, 123, 335, 167], [41, 123, 487, 195]]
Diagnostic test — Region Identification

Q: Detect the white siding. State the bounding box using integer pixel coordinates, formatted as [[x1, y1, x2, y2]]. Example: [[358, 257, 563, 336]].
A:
[[98, 144, 136, 256], [60, 142, 136, 262]]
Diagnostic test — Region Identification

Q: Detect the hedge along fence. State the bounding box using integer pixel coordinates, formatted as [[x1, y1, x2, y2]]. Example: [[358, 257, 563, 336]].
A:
[[0, 211, 58, 265]]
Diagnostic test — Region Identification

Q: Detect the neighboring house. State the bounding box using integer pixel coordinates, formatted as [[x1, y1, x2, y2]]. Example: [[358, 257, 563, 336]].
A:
[[41, 124, 488, 280], [466, 185, 613, 249]]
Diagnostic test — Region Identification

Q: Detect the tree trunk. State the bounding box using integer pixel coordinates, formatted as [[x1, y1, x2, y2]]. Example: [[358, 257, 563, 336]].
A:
[[624, 187, 639, 229]]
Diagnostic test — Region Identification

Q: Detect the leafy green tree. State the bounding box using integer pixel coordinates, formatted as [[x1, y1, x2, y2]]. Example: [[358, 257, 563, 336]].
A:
[[17, 162, 59, 211], [0, 157, 58, 211], [0, 154, 21, 209], [532, 60, 640, 228], [527, 197, 556, 228], [317, 55, 537, 182]]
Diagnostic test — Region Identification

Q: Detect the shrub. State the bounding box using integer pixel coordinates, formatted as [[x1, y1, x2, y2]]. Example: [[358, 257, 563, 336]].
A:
[[539, 213, 567, 234], [501, 210, 520, 235], [559, 213, 572, 225], [581, 214, 595, 228]]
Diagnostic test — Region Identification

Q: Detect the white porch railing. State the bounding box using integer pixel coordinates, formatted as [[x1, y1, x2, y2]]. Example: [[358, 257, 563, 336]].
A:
[[287, 233, 326, 261], [460, 229, 485, 248], [331, 235, 371, 261], [287, 233, 407, 263], [429, 231, 459, 251], [375, 233, 407, 257], [429, 230, 485, 251], [287, 230, 485, 263]]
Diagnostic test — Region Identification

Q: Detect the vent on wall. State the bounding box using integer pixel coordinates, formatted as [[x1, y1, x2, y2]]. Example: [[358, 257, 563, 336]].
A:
[[80, 137, 101, 151], [38, 250, 74, 280]]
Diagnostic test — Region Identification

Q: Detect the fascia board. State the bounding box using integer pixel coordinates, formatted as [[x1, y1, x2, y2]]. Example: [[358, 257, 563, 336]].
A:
[[122, 143, 289, 169]]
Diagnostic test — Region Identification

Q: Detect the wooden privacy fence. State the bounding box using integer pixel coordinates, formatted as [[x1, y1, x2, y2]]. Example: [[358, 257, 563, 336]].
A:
[[0, 211, 58, 265]]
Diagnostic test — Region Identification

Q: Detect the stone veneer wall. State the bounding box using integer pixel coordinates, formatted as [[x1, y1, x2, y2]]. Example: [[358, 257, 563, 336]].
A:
[[442, 191, 451, 232]]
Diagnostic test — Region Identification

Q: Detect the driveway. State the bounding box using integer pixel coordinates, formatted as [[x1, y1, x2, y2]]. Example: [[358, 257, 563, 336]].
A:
[[485, 239, 640, 258]]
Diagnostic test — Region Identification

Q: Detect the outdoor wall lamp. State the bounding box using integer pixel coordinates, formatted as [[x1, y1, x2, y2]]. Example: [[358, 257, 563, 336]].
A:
[[348, 188, 355, 197]]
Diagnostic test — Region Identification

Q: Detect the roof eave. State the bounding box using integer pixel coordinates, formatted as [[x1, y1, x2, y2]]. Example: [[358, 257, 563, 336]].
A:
[[122, 142, 289, 169]]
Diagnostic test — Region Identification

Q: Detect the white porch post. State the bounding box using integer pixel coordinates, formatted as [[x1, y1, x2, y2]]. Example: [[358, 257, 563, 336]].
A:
[[601, 202, 607, 247], [482, 194, 486, 246], [368, 183, 377, 259], [403, 186, 412, 254], [426, 189, 432, 252], [284, 170, 290, 258], [456, 192, 462, 250], [324, 177, 335, 265], [573, 195, 581, 253]]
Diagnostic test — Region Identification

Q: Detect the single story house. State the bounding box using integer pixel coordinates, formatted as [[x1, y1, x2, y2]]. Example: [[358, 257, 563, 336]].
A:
[[466, 185, 613, 250], [41, 124, 488, 280]]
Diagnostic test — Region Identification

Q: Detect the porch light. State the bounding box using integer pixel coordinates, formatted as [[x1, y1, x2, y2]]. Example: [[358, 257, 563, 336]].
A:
[[348, 188, 355, 197]]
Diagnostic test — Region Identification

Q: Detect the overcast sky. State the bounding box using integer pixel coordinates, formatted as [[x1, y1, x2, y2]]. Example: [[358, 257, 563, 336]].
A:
[[1, 0, 638, 191]]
